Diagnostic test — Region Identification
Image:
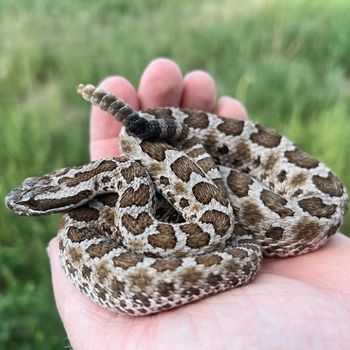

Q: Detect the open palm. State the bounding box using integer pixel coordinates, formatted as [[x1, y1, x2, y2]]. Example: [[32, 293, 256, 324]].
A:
[[47, 59, 350, 349]]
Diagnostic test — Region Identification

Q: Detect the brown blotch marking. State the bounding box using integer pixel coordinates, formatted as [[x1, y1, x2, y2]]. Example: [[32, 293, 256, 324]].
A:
[[68, 247, 82, 263], [312, 172, 344, 197], [100, 208, 116, 227], [152, 258, 182, 272], [183, 137, 199, 149], [67, 227, 99, 243], [235, 140, 251, 165], [196, 254, 222, 266], [121, 162, 148, 183], [277, 170, 287, 182], [217, 117, 244, 136], [292, 217, 323, 241], [26, 190, 93, 211], [87, 240, 117, 258], [265, 153, 278, 170], [58, 160, 117, 187], [111, 278, 125, 296], [179, 198, 189, 208], [227, 170, 253, 197], [182, 109, 210, 129], [158, 281, 175, 297], [200, 210, 231, 236], [250, 124, 282, 148], [95, 262, 110, 283], [121, 212, 153, 235], [119, 184, 150, 207], [233, 223, 253, 237], [193, 182, 228, 206], [187, 147, 207, 158], [232, 248, 249, 258], [218, 145, 229, 154], [113, 252, 142, 269], [174, 182, 187, 195], [170, 156, 204, 182], [203, 133, 218, 150], [81, 265, 92, 279], [265, 227, 284, 240], [180, 267, 203, 284], [68, 207, 99, 222], [98, 194, 118, 207], [290, 172, 307, 187], [120, 139, 134, 154], [181, 223, 210, 248], [148, 224, 177, 249], [159, 176, 170, 186], [285, 148, 319, 169], [206, 273, 223, 286], [145, 108, 173, 118], [197, 157, 216, 172], [140, 141, 172, 161], [260, 189, 294, 218], [298, 197, 336, 219], [148, 162, 164, 175], [130, 270, 153, 291], [240, 200, 264, 225]]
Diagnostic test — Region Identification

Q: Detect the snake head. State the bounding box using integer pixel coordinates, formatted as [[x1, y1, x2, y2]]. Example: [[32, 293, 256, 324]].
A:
[[5, 165, 90, 216], [5, 175, 61, 216]]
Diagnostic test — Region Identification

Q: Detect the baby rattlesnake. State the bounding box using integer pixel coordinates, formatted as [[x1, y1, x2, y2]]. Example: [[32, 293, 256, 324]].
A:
[[5, 83, 348, 316]]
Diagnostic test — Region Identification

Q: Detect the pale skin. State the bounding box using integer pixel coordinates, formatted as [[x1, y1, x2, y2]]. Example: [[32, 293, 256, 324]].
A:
[[47, 58, 350, 350]]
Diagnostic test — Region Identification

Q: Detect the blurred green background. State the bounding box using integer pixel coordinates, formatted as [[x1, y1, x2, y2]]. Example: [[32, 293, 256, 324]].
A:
[[1, 0, 349, 348]]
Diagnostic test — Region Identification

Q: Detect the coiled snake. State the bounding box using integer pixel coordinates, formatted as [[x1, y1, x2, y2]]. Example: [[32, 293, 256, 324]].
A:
[[6, 84, 348, 316]]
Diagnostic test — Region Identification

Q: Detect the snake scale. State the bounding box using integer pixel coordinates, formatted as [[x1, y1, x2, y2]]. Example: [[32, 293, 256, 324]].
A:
[[5, 83, 348, 316]]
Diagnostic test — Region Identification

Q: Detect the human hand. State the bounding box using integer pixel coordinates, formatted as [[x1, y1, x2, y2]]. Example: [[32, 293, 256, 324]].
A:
[[47, 58, 350, 349]]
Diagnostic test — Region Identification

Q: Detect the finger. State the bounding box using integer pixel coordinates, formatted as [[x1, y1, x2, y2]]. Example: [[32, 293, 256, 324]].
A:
[[216, 96, 248, 120], [180, 70, 216, 111], [90, 76, 139, 161], [138, 58, 183, 109], [262, 233, 350, 291], [216, 96, 249, 120], [47, 238, 123, 348]]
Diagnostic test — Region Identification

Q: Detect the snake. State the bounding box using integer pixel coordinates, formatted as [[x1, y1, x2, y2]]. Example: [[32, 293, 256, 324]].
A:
[[5, 83, 348, 316]]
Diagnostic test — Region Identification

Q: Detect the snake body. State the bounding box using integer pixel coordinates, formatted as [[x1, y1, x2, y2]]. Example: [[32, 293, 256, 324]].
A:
[[6, 84, 348, 316]]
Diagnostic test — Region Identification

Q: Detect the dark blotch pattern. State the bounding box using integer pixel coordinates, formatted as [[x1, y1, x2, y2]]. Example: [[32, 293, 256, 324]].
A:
[[250, 125, 282, 148], [200, 210, 231, 236], [285, 149, 319, 169], [217, 117, 244, 136], [227, 170, 253, 198], [182, 109, 210, 129], [298, 197, 336, 219], [312, 172, 344, 197], [193, 182, 228, 206], [171, 156, 204, 182], [260, 189, 294, 218]]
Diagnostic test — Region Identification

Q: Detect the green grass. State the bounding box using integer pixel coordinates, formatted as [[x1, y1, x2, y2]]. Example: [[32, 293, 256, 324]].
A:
[[1, 0, 349, 348]]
